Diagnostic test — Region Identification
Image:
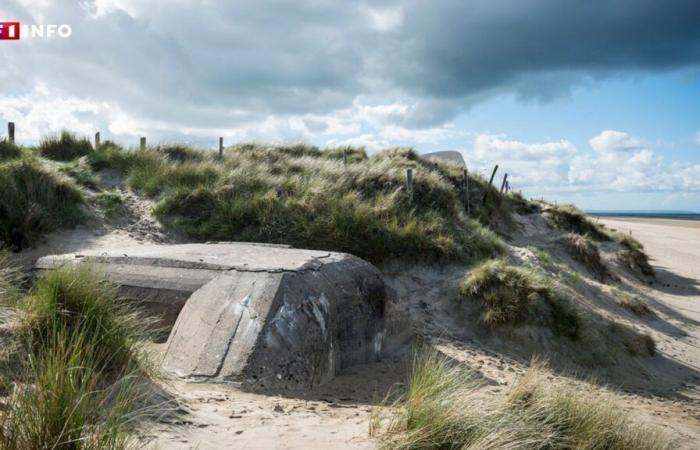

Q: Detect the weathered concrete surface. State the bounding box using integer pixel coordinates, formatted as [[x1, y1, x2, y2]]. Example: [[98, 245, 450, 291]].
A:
[[35, 243, 387, 389], [422, 150, 466, 167]]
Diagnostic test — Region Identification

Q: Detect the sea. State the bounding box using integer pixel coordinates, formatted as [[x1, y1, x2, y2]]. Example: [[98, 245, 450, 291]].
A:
[[586, 210, 700, 221]]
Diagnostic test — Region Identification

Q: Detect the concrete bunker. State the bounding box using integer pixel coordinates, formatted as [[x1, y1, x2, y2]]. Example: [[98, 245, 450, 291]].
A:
[[35, 242, 387, 389]]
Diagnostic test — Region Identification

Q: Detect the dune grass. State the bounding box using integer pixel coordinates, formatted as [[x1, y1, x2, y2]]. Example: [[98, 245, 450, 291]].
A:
[[39, 131, 93, 161], [613, 232, 655, 277], [618, 292, 652, 316], [0, 157, 84, 251], [507, 191, 540, 215], [563, 233, 608, 281], [88, 142, 505, 263], [0, 265, 156, 449], [375, 348, 673, 450], [95, 192, 125, 218], [0, 139, 21, 161], [543, 203, 610, 241], [459, 259, 580, 339]]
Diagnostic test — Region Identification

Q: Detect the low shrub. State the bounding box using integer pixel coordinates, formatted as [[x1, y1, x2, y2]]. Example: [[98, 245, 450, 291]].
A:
[[374, 348, 673, 450], [459, 259, 580, 338], [0, 158, 84, 251], [39, 131, 93, 161]]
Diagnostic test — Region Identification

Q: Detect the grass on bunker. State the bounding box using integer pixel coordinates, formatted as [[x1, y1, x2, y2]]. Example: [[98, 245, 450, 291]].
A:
[[88, 142, 506, 263], [373, 348, 673, 450], [0, 262, 157, 450], [0, 156, 84, 251]]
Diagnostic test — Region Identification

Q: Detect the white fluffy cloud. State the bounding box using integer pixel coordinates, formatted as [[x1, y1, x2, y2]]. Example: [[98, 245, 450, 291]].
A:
[[466, 130, 700, 194]]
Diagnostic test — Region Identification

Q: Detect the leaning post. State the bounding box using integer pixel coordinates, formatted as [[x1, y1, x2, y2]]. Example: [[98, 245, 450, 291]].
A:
[[406, 168, 414, 202], [94, 132, 100, 150], [8, 122, 15, 144], [500, 173, 508, 193], [483, 164, 499, 205]]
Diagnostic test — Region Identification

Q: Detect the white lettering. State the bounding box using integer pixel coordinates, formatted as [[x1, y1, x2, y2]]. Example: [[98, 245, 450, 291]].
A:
[[31, 24, 43, 38], [57, 24, 71, 38]]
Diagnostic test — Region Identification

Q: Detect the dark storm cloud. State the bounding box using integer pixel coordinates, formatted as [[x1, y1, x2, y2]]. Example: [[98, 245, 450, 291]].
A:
[[388, 0, 700, 100], [1, 0, 699, 131]]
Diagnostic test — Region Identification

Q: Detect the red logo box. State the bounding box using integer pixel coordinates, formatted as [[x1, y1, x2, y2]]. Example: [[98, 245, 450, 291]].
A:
[[0, 22, 21, 40]]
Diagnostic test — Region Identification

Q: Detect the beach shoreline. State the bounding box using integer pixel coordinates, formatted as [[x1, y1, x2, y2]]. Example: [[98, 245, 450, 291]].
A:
[[594, 216, 700, 230]]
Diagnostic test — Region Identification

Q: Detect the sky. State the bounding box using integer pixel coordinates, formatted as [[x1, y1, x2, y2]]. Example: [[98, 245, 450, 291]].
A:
[[1, 0, 700, 211]]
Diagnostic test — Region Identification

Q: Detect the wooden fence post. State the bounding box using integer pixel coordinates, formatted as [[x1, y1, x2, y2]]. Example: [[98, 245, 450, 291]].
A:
[[500, 173, 508, 193], [8, 122, 15, 144], [406, 168, 414, 201], [94, 132, 100, 150], [140, 137, 146, 150], [343, 149, 348, 167], [482, 164, 498, 205], [219, 137, 224, 158], [463, 168, 470, 215]]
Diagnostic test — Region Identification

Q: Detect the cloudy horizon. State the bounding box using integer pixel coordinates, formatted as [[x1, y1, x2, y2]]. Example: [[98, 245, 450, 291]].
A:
[[1, 0, 700, 210]]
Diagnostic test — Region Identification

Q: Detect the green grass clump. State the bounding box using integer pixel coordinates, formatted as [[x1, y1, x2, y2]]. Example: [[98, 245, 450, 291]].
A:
[[60, 160, 100, 190], [0, 266, 155, 449], [459, 259, 580, 338], [528, 246, 552, 266], [95, 192, 125, 218], [507, 191, 540, 215], [88, 141, 135, 172], [0, 158, 84, 251], [0, 139, 21, 160], [375, 349, 673, 450], [89, 142, 504, 263], [613, 232, 655, 277], [156, 144, 206, 162], [543, 203, 610, 241], [39, 131, 93, 161], [563, 233, 608, 281]]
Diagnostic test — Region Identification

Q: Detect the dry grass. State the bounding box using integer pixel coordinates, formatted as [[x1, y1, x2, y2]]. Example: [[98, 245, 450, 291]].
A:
[[374, 348, 673, 450]]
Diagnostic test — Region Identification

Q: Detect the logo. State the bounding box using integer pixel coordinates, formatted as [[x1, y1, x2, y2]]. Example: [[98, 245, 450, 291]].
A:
[[0, 21, 73, 40], [0, 22, 20, 40]]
